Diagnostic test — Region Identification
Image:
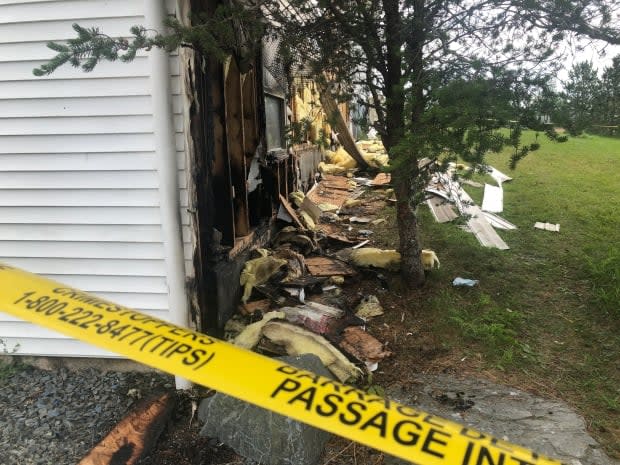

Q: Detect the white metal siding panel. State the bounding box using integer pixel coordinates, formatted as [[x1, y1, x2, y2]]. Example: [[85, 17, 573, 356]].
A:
[[0, 41, 175, 62], [40, 275, 169, 294], [0, 171, 186, 188], [5, 257, 167, 277], [0, 17, 145, 43], [0, 0, 144, 23], [0, 189, 189, 207], [0, 189, 163, 206], [0, 115, 184, 135], [0, 76, 182, 99], [0, 151, 186, 171], [0, 241, 192, 260], [0, 224, 192, 242], [0, 338, 119, 358], [1, 56, 180, 81], [169, 48, 193, 278], [0, 0, 192, 358]]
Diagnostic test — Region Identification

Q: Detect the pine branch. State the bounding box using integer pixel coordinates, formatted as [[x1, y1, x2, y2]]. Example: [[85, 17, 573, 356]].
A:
[[33, 23, 155, 75], [33, 4, 265, 76]]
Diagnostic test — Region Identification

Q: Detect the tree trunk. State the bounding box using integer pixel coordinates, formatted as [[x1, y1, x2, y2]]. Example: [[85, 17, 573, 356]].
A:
[[394, 174, 426, 286], [317, 82, 370, 169], [381, 0, 425, 285]]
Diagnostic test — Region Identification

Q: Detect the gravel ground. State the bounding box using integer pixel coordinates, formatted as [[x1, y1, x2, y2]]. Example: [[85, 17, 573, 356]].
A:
[[0, 362, 173, 465]]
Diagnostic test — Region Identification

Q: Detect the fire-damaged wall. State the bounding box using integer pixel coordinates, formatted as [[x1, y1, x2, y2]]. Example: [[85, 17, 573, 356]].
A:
[[181, 0, 323, 333]]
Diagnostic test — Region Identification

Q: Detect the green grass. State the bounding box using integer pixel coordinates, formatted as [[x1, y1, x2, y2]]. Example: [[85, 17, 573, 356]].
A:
[[0, 361, 18, 379], [380, 132, 620, 455], [0, 339, 22, 379]]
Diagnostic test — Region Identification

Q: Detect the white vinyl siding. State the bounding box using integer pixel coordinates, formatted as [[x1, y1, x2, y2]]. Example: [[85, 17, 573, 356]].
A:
[[0, 0, 192, 357]]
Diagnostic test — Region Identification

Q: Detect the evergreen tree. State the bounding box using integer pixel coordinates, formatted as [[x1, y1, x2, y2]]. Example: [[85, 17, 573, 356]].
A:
[[600, 55, 620, 132], [560, 61, 602, 134]]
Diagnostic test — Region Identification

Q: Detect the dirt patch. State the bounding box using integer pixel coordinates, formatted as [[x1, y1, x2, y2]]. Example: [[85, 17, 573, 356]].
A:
[[138, 391, 243, 465]]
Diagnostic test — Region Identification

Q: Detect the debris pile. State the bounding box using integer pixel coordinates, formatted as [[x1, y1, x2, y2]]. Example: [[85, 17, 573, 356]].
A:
[[224, 170, 407, 389], [426, 163, 515, 249]]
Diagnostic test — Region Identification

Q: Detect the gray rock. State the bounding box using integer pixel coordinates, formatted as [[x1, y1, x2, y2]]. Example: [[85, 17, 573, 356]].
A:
[[198, 354, 333, 465], [383, 374, 619, 465]]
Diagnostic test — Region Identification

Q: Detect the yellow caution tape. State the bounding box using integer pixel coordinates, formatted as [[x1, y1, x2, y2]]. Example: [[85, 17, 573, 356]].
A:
[[0, 263, 564, 465]]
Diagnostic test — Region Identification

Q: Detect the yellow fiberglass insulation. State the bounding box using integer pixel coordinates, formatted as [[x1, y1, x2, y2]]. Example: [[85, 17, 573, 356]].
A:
[[233, 311, 285, 349], [421, 249, 440, 270], [350, 248, 401, 270], [298, 210, 316, 230], [239, 256, 287, 303], [289, 191, 305, 208], [362, 152, 390, 168], [355, 139, 390, 168], [262, 321, 363, 382], [325, 147, 357, 169], [318, 161, 347, 175]]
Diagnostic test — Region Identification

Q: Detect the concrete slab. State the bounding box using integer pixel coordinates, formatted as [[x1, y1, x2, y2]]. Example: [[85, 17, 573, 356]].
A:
[[385, 374, 619, 465]]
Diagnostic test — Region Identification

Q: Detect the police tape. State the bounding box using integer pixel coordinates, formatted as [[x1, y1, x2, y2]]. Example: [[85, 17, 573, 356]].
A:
[[0, 263, 564, 465]]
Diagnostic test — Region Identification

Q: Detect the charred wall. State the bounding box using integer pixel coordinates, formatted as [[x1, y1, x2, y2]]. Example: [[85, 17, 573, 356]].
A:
[[183, 0, 286, 333]]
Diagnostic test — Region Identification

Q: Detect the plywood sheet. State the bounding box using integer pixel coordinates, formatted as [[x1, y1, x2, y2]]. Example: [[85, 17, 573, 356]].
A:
[[305, 256, 356, 276], [427, 195, 458, 223], [467, 205, 510, 250], [306, 175, 352, 209]]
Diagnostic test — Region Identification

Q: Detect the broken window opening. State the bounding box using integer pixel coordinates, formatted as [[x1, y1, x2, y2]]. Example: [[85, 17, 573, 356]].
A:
[[265, 94, 286, 151]]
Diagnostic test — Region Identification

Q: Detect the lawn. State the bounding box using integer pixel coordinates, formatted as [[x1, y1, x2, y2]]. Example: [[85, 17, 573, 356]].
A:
[[375, 132, 620, 456]]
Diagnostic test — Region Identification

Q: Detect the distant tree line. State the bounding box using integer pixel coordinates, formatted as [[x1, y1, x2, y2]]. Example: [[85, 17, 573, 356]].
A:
[[548, 55, 620, 136]]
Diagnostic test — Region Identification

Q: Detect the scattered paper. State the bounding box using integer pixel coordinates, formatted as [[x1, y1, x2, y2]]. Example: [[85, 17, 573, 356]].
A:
[[534, 222, 560, 232], [349, 216, 373, 223], [453, 277, 479, 287]]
